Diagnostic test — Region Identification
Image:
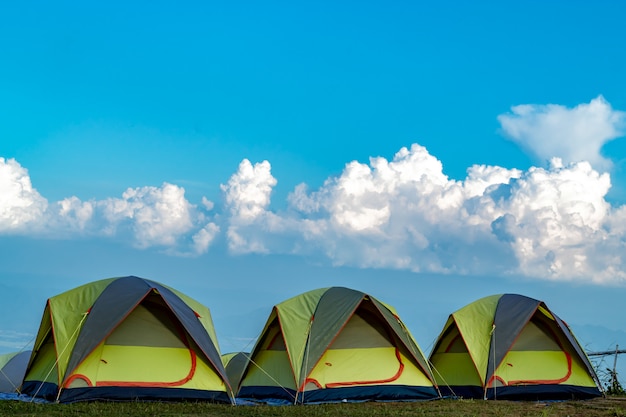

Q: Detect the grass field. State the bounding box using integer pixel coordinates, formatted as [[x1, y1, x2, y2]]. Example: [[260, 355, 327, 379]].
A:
[[1, 397, 626, 417]]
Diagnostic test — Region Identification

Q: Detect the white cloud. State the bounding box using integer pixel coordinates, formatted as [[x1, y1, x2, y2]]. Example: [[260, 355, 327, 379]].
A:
[[498, 95, 626, 171], [192, 222, 220, 255], [0, 158, 48, 233], [282, 144, 521, 273], [53, 197, 95, 233], [3, 96, 626, 284], [221, 159, 278, 253], [0, 161, 219, 254], [221, 159, 276, 221], [201, 196, 214, 211], [4, 141, 626, 284], [230, 144, 626, 284], [99, 183, 196, 248], [486, 159, 614, 282]]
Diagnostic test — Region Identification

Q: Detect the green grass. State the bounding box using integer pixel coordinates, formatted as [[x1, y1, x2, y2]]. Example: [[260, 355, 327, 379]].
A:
[[1, 397, 626, 417]]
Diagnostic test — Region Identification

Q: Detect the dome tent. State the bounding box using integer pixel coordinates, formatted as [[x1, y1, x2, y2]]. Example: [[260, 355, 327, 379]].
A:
[[238, 287, 439, 404], [21, 276, 233, 403], [429, 293, 602, 400]]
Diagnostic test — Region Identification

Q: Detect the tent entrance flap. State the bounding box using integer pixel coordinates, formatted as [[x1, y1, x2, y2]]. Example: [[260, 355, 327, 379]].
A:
[[489, 316, 582, 388], [303, 307, 434, 391], [238, 320, 297, 391], [430, 323, 482, 388], [65, 299, 206, 388], [304, 312, 402, 389]]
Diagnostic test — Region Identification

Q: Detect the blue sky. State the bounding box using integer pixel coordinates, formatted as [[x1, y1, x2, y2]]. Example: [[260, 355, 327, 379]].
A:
[[2, 1, 626, 385]]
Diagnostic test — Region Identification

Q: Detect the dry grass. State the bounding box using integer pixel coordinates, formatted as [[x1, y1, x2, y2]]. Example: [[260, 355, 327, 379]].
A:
[[1, 396, 626, 417]]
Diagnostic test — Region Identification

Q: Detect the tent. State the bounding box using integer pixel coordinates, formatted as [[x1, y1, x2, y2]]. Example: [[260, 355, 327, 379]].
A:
[[429, 294, 602, 400], [221, 352, 249, 397], [0, 351, 30, 393], [21, 276, 233, 403], [238, 287, 439, 403]]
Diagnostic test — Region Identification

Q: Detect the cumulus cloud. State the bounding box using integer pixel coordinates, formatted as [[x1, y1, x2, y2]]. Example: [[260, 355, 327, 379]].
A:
[[99, 183, 196, 248], [4, 96, 626, 284], [0, 160, 218, 254], [0, 158, 48, 232], [485, 158, 612, 281], [221, 159, 276, 221], [92, 182, 220, 255], [52, 197, 95, 233], [498, 95, 626, 171], [221, 159, 278, 253], [228, 144, 626, 284], [191, 222, 220, 255]]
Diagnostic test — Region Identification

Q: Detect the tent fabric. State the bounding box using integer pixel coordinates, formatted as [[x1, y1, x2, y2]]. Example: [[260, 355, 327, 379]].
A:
[[20, 276, 233, 403], [488, 294, 541, 383], [0, 351, 31, 393], [222, 352, 250, 394], [238, 287, 439, 404], [301, 287, 365, 384], [429, 293, 602, 400]]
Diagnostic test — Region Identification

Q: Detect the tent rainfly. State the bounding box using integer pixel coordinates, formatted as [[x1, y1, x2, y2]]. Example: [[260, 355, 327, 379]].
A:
[[0, 351, 31, 394], [221, 352, 250, 396], [237, 287, 439, 404], [429, 294, 602, 400], [21, 276, 233, 403]]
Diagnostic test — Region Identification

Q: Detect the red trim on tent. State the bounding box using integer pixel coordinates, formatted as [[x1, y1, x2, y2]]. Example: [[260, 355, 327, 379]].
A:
[[444, 333, 462, 353], [267, 329, 282, 350], [96, 350, 197, 388], [371, 301, 436, 387], [507, 352, 572, 386], [302, 315, 406, 390], [485, 303, 541, 389], [62, 288, 153, 387], [95, 317, 198, 388], [505, 316, 573, 386], [64, 374, 93, 388], [302, 378, 323, 389], [64, 289, 203, 389], [323, 347, 405, 388], [487, 314, 574, 387], [486, 352, 573, 388], [297, 295, 365, 392], [158, 289, 231, 392], [486, 374, 506, 387]]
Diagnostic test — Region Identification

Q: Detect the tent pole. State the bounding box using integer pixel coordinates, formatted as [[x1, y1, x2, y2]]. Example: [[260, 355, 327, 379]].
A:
[[29, 311, 88, 403], [491, 324, 496, 401]]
